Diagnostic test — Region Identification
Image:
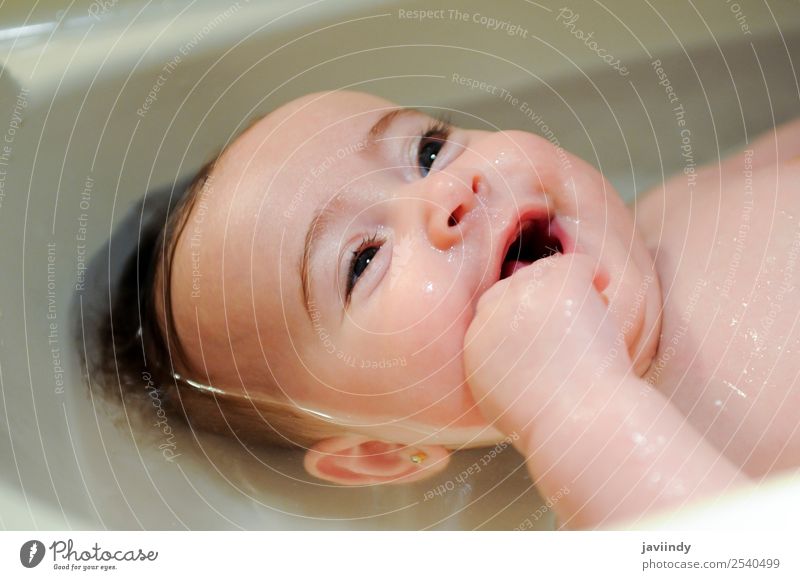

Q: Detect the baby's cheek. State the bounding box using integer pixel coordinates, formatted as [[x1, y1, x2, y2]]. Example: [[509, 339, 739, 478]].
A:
[[344, 299, 474, 415], [360, 292, 466, 359], [353, 262, 474, 375], [366, 274, 448, 332]]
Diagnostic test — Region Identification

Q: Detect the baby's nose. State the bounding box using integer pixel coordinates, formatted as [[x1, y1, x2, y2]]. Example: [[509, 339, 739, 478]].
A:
[[422, 170, 482, 250]]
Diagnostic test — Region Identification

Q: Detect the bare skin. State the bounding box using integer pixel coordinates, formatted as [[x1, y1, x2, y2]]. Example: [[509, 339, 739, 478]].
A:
[[466, 118, 800, 528], [164, 89, 800, 527], [636, 119, 800, 478]]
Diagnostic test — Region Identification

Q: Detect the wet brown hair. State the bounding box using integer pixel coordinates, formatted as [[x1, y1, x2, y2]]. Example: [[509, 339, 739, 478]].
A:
[[95, 136, 339, 451]]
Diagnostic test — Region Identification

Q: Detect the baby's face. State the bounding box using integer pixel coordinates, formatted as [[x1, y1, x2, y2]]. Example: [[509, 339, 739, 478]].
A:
[[169, 90, 660, 446]]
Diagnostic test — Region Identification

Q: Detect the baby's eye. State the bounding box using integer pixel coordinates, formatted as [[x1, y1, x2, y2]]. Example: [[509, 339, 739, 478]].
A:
[[346, 233, 384, 301], [417, 119, 451, 177]]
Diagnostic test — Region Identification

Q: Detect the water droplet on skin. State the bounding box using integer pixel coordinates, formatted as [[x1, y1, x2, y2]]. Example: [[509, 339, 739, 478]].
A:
[[668, 481, 687, 497], [722, 379, 747, 399]]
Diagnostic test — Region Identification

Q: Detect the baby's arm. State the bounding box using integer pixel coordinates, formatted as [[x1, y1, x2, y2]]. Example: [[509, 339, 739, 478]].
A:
[[464, 254, 747, 529]]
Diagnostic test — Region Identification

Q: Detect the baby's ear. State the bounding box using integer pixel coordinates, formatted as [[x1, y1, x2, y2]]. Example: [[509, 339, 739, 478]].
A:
[[303, 434, 451, 486]]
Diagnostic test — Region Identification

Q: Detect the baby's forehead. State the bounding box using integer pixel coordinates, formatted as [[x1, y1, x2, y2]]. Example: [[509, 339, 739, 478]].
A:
[[181, 91, 399, 252], [229, 90, 396, 160], [205, 91, 394, 216]]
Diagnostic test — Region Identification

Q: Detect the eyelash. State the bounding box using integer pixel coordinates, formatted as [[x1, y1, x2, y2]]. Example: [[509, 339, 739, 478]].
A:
[[423, 115, 452, 139], [344, 115, 453, 303], [346, 232, 385, 303], [417, 115, 452, 178]]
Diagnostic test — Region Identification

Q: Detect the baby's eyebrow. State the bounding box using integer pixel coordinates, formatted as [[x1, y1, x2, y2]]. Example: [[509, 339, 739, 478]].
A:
[[301, 202, 338, 321], [299, 107, 418, 322], [366, 107, 414, 146]]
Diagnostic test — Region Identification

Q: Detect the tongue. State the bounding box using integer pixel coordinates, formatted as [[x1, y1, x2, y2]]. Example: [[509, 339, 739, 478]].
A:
[[501, 259, 533, 279]]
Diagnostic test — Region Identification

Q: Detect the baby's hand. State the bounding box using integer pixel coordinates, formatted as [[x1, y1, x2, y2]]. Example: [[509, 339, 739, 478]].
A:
[[464, 252, 626, 439], [465, 253, 745, 529]]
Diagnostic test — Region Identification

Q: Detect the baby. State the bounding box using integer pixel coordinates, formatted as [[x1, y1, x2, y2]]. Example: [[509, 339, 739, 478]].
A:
[[125, 90, 800, 529]]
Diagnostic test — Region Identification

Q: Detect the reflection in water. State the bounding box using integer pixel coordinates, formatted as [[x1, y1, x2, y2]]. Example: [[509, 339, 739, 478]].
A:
[[192, 426, 549, 530]]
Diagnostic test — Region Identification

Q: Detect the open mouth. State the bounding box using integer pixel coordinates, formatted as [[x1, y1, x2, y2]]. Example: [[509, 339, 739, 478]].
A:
[[500, 215, 563, 279]]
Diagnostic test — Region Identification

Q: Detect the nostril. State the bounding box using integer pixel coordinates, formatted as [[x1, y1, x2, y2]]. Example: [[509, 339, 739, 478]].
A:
[[446, 176, 480, 229], [472, 175, 481, 195], [448, 205, 468, 228]]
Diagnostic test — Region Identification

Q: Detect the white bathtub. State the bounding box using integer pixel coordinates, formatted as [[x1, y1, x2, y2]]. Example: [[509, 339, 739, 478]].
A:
[[1, 0, 799, 530]]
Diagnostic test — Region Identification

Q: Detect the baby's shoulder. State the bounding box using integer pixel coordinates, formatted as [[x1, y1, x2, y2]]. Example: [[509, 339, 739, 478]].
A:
[[634, 117, 800, 243]]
